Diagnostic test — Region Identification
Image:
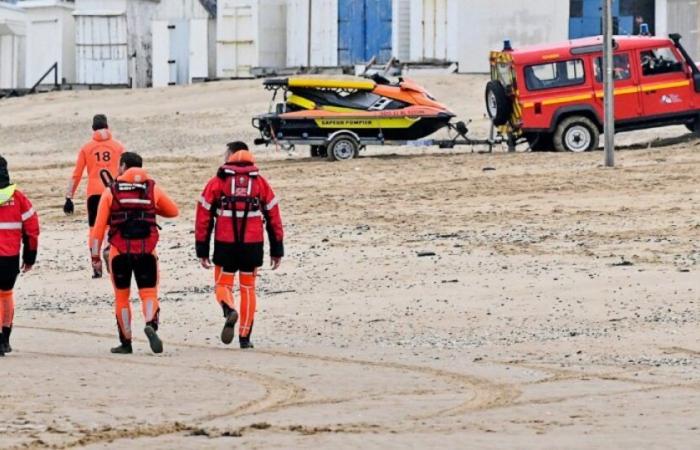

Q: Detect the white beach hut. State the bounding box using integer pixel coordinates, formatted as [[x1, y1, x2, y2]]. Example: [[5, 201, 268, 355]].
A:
[[21, 0, 75, 86], [286, 0, 396, 68], [151, 0, 217, 87], [0, 1, 27, 90], [73, 0, 158, 87], [216, 0, 286, 78]]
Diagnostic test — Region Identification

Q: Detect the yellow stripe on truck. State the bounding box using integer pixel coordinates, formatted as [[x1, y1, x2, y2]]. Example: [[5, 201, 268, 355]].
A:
[[639, 80, 690, 92], [523, 79, 692, 108]]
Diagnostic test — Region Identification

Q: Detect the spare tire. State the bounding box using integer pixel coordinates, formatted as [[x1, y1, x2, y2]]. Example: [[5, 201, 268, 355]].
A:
[[485, 81, 512, 126]]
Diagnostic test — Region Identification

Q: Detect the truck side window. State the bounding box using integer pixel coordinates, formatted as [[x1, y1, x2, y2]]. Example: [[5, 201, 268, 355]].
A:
[[594, 54, 631, 82], [525, 59, 585, 91], [640, 48, 683, 76]]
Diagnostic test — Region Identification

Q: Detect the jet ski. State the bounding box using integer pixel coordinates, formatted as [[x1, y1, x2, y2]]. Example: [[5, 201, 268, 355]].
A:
[[252, 74, 457, 160]]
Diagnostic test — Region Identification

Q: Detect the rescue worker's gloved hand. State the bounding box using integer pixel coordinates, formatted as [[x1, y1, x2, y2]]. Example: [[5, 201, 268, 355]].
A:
[[91, 255, 102, 275], [271, 256, 282, 270], [63, 198, 74, 215]]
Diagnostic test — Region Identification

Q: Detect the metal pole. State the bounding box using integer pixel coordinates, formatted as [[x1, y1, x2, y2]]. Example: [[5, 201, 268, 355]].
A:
[[603, 0, 615, 167]]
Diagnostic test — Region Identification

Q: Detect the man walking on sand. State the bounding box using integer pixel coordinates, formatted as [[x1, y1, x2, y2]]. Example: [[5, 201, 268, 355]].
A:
[[0, 156, 40, 356], [195, 142, 284, 349], [64, 114, 124, 278], [91, 152, 179, 354]]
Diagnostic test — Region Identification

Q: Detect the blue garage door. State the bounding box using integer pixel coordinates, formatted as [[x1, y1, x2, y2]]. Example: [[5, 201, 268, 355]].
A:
[[569, 0, 641, 39], [338, 0, 392, 65]]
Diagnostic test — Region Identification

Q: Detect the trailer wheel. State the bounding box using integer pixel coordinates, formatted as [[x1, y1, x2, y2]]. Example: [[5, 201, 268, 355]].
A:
[[553, 116, 599, 153], [327, 134, 359, 161], [485, 81, 512, 126]]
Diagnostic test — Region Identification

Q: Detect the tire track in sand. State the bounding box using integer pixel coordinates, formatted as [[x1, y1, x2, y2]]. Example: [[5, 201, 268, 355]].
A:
[[14, 325, 518, 447]]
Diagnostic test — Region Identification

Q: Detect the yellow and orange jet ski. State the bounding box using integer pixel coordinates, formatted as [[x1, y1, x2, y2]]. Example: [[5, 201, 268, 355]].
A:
[[252, 74, 459, 160]]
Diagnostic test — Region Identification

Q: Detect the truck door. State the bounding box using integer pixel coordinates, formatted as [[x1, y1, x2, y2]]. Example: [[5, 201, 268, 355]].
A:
[[638, 45, 695, 116], [592, 52, 642, 120]]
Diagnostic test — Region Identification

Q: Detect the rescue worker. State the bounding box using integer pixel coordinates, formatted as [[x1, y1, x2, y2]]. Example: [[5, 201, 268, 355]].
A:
[[91, 152, 179, 354], [0, 156, 39, 356], [65, 114, 124, 278], [195, 142, 284, 349]]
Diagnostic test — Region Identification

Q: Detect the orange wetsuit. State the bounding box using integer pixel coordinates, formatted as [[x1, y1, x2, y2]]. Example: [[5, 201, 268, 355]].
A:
[[67, 129, 124, 249], [91, 168, 178, 346]]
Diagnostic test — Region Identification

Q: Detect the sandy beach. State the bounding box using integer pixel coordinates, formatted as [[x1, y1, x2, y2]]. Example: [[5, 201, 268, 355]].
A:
[[0, 75, 698, 449]]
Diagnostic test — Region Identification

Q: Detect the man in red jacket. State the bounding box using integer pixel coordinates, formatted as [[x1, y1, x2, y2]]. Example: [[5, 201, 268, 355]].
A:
[[195, 142, 284, 349], [0, 156, 39, 357]]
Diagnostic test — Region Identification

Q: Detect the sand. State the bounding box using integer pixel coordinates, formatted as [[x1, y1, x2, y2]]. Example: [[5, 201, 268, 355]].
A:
[[0, 75, 698, 449]]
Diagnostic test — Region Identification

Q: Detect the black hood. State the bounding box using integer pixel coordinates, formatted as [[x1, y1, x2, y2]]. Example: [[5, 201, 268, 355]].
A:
[[0, 156, 9, 189]]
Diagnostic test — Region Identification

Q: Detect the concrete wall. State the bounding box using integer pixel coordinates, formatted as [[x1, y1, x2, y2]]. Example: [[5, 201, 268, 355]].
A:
[[455, 0, 569, 73], [661, 0, 700, 60]]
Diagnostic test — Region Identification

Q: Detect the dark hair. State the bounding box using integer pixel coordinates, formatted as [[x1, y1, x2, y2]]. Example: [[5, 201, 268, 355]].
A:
[[0, 155, 9, 189], [226, 141, 248, 153], [92, 114, 109, 131], [120, 152, 143, 169]]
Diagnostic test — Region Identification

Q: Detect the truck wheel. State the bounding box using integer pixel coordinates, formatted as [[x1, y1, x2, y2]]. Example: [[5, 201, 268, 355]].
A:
[[553, 116, 599, 153], [685, 117, 700, 135], [485, 81, 512, 126], [326, 134, 359, 161]]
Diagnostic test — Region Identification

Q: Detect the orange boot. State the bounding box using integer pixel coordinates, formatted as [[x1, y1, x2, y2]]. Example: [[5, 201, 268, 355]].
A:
[[239, 272, 256, 349], [215, 266, 238, 344], [0, 290, 12, 355]]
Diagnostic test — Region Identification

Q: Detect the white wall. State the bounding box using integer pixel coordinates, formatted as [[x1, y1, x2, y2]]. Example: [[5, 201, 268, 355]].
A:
[[151, 0, 215, 86], [217, 0, 286, 78], [155, 0, 212, 20], [392, 0, 410, 61], [0, 2, 27, 89], [407, 0, 568, 73], [22, 1, 76, 86], [286, 0, 337, 67], [457, 0, 569, 73]]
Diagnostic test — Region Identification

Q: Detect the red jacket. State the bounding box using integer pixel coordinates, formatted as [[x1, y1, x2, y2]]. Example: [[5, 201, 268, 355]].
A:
[[0, 185, 39, 264], [195, 163, 283, 258]]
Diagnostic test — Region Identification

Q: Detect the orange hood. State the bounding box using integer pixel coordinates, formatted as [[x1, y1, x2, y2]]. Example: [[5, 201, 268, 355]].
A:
[[118, 167, 151, 183], [227, 150, 256, 164], [93, 129, 112, 142]]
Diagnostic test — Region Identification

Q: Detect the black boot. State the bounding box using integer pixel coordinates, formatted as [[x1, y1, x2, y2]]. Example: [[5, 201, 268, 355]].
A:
[[0, 333, 4, 357], [144, 317, 163, 354], [239, 336, 254, 349], [110, 342, 133, 354], [111, 320, 132, 354], [1, 326, 11, 353], [239, 322, 254, 349], [221, 303, 238, 345]]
